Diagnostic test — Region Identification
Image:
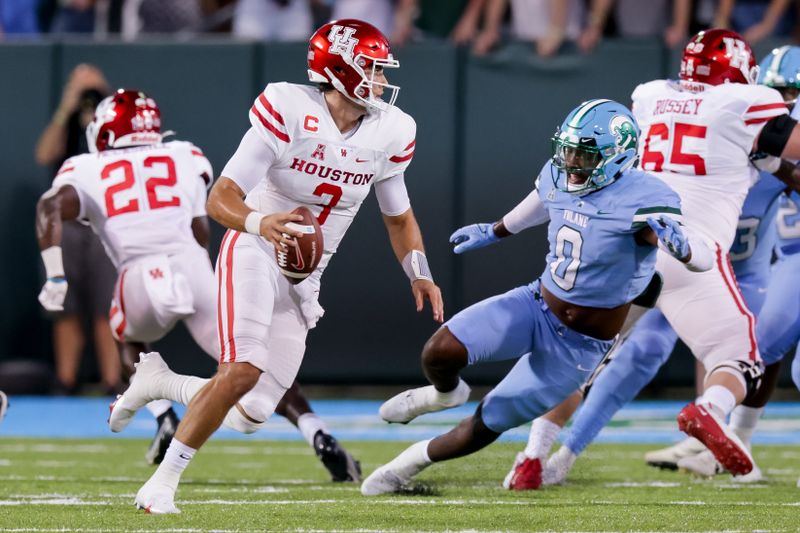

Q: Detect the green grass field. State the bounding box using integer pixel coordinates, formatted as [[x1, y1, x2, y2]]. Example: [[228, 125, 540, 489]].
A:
[[1, 438, 799, 532]]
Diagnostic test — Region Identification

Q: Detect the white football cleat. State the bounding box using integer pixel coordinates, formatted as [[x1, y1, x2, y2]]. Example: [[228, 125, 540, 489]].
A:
[[379, 380, 470, 424], [109, 352, 172, 433], [677, 450, 723, 478], [0, 390, 8, 425], [135, 480, 180, 514], [361, 464, 410, 496], [542, 446, 576, 486], [644, 437, 706, 470]]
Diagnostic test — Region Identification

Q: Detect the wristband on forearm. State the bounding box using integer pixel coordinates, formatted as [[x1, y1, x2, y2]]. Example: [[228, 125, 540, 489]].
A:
[[402, 250, 433, 283], [244, 211, 266, 235], [41, 246, 65, 279]]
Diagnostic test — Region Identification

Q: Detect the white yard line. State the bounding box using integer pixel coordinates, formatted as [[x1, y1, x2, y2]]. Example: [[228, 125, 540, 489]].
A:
[[3, 496, 800, 508]]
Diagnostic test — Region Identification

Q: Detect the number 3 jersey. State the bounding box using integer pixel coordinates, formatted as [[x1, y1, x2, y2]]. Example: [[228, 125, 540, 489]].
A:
[[51, 141, 213, 268], [537, 161, 683, 308], [631, 80, 787, 250], [222, 82, 416, 278]]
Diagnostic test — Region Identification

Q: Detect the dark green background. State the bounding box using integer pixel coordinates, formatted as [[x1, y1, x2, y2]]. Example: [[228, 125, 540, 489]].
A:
[[0, 38, 794, 390]]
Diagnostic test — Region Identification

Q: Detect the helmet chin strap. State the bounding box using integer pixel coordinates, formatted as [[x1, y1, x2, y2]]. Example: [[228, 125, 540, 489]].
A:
[[323, 66, 370, 110]]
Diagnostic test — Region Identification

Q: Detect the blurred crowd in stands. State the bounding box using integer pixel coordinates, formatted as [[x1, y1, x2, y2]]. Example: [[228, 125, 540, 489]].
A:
[[1, 0, 798, 56]]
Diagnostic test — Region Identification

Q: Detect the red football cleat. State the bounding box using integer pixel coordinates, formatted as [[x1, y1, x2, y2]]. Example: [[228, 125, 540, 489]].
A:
[[677, 402, 753, 476], [506, 454, 543, 490]]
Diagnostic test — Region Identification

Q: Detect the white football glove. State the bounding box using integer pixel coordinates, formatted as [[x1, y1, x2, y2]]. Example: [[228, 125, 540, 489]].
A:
[[38, 278, 68, 312]]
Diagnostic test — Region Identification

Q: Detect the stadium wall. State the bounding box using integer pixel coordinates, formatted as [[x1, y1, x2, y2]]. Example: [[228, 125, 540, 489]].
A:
[[0, 38, 794, 389]]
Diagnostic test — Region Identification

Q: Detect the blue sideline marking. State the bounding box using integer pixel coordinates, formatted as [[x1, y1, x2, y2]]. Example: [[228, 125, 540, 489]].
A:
[[1, 397, 799, 444]]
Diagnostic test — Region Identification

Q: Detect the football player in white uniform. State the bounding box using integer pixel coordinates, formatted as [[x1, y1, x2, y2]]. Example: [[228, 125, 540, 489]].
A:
[[503, 28, 800, 489], [110, 19, 443, 514], [36, 89, 362, 480]]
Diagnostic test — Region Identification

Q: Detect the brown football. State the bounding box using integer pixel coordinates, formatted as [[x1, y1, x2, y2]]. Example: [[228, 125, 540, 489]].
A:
[[274, 206, 323, 284]]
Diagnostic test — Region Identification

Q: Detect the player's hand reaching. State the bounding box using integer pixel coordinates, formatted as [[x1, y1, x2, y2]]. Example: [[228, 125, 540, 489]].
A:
[[260, 212, 305, 250], [647, 216, 689, 260], [39, 277, 68, 312], [449, 223, 500, 254], [411, 279, 444, 323]]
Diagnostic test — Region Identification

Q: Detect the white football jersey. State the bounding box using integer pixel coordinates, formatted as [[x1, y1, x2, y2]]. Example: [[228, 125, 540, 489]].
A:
[[632, 80, 787, 249], [225, 82, 416, 277], [52, 141, 213, 268]]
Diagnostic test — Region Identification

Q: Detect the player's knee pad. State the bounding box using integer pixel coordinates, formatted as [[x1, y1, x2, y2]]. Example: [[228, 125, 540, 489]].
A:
[[222, 405, 266, 435], [236, 371, 289, 425], [706, 359, 764, 398]]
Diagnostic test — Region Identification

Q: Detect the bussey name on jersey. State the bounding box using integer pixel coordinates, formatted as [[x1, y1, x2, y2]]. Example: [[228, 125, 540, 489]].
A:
[[653, 98, 703, 116], [290, 158, 374, 186]]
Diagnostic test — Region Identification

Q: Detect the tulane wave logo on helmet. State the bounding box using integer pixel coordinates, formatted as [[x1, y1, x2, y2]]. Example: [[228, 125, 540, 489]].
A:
[[610, 115, 637, 151]]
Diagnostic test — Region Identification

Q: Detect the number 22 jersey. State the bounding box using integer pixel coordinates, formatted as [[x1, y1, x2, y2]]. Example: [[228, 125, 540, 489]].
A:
[[632, 80, 787, 250], [51, 141, 213, 268]]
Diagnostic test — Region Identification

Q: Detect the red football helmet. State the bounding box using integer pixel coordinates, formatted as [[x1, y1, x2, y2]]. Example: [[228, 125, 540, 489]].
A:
[[307, 19, 399, 111], [680, 29, 758, 86], [86, 89, 163, 153]]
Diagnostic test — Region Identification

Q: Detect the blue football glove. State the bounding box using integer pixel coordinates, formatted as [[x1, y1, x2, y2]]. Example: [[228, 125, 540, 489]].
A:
[[449, 223, 500, 254], [647, 216, 689, 260]]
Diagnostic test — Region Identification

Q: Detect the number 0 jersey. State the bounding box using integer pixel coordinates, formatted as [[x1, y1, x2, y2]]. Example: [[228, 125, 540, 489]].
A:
[[537, 162, 683, 308], [51, 141, 212, 268], [222, 82, 416, 278], [632, 80, 787, 250]]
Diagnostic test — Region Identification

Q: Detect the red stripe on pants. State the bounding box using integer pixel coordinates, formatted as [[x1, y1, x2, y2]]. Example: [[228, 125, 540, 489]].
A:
[[716, 246, 757, 360], [216, 230, 231, 363]]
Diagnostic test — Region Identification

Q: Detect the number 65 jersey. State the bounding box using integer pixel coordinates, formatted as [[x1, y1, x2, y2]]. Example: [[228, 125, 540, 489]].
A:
[[51, 141, 213, 268], [632, 80, 787, 250], [224, 82, 416, 279]]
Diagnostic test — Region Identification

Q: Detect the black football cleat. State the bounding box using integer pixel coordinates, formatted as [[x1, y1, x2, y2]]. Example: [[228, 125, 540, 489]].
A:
[[145, 408, 179, 465], [313, 431, 362, 482]]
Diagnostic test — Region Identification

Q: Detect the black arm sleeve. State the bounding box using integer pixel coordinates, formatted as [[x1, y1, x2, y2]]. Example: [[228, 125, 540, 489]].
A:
[[756, 114, 798, 157]]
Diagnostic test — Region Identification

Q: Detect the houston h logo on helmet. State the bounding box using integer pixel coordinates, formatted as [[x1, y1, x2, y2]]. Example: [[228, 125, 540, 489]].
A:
[[327, 25, 358, 58]]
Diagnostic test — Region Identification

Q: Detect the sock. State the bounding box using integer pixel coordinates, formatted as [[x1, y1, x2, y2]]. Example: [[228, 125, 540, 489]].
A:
[[551, 446, 577, 469], [145, 399, 172, 419], [297, 413, 329, 446], [150, 438, 196, 491], [698, 385, 736, 417], [386, 439, 432, 480], [433, 379, 469, 406], [161, 374, 208, 406], [524, 417, 562, 459], [729, 405, 763, 447]]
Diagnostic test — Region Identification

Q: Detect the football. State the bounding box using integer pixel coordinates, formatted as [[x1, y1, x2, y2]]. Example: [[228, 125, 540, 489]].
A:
[[274, 206, 323, 284]]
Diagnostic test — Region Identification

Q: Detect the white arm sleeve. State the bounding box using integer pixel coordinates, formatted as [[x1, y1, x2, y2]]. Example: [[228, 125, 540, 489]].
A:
[[501, 189, 549, 234], [221, 127, 277, 194], [374, 173, 411, 216]]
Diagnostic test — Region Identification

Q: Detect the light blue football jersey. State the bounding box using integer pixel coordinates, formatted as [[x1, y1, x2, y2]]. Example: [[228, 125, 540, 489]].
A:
[[776, 191, 800, 256], [537, 161, 682, 308], [730, 172, 786, 278]]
